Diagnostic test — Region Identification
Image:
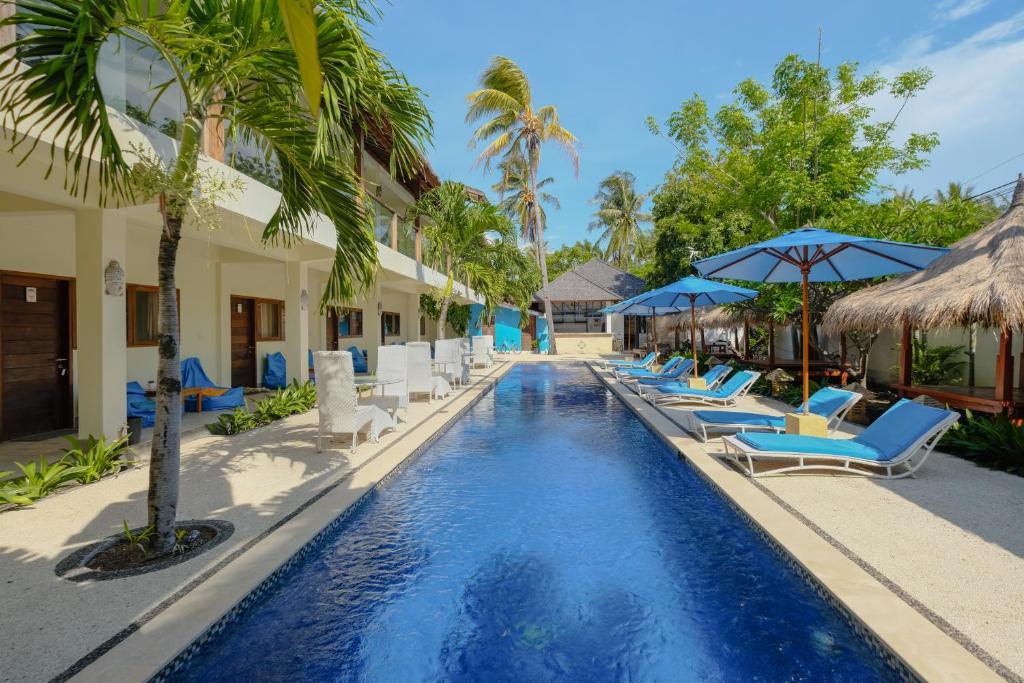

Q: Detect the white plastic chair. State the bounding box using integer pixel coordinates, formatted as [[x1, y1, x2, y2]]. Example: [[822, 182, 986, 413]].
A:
[[434, 338, 464, 388], [407, 342, 450, 400], [471, 335, 493, 368], [312, 351, 394, 452]]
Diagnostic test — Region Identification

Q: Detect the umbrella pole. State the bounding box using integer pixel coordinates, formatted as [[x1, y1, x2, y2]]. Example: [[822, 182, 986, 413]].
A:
[[690, 297, 699, 378], [801, 267, 810, 411]]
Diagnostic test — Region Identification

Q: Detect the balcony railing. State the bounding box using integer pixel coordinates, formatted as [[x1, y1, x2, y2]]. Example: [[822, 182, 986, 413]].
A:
[[367, 197, 393, 246], [397, 218, 417, 260]]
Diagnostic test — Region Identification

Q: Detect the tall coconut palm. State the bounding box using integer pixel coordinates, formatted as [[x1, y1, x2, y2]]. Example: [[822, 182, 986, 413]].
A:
[[466, 56, 578, 354], [588, 171, 651, 269], [492, 155, 559, 249], [0, 0, 430, 553], [411, 181, 513, 338]]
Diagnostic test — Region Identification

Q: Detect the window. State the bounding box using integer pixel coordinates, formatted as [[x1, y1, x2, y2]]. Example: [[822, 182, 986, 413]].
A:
[[382, 311, 401, 337], [126, 284, 179, 347], [256, 299, 285, 341], [338, 307, 363, 338]]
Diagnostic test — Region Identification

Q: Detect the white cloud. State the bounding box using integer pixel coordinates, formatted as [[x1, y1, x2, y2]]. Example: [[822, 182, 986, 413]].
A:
[[873, 10, 1024, 193], [937, 0, 990, 21]]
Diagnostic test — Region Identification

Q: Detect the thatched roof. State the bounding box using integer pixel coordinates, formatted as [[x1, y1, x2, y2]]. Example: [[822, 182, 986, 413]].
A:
[[824, 175, 1024, 332], [699, 306, 765, 328]]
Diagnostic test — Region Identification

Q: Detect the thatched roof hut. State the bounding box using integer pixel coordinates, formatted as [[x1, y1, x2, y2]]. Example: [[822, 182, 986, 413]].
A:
[[824, 175, 1024, 332], [699, 306, 765, 328]]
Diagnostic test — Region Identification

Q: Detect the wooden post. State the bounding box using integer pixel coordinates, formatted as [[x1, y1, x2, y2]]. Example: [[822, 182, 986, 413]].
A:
[[840, 333, 848, 366], [743, 320, 751, 360], [899, 322, 913, 387], [733, 327, 740, 354], [768, 320, 776, 365], [700, 327, 707, 352], [800, 266, 811, 409], [689, 297, 699, 378], [995, 327, 1014, 404]]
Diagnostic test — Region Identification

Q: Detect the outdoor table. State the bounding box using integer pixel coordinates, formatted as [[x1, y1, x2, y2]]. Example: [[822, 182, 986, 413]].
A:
[[180, 386, 228, 413], [355, 376, 403, 417]]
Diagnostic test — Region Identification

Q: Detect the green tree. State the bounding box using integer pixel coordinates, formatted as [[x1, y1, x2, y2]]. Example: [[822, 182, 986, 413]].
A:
[[411, 181, 515, 338], [492, 155, 559, 249], [543, 239, 604, 280], [588, 171, 652, 270], [467, 56, 579, 354], [0, 0, 430, 553]]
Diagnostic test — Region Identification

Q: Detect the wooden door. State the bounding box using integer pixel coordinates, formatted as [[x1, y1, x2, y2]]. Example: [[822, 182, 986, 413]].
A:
[[230, 297, 256, 388], [326, 309, 339, 350], [1, 273, 73, 440]]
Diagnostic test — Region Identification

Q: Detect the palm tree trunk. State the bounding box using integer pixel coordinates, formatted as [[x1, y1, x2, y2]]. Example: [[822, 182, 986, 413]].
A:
[[148, 117, 202, 555], [528, 143, 557, 355]]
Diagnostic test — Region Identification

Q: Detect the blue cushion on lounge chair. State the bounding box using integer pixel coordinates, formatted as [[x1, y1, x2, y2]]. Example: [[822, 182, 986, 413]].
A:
[[622, 356, 682, 376], [854, 399, 951, 461], [654, 363, 730, 391], [656, 370, 753, 398], [803, 386, 854, 418], [736, 432, 885, 460], [693, 411, 784, 428], [637, 358, 694, 383], [609, 352, 655, 367]]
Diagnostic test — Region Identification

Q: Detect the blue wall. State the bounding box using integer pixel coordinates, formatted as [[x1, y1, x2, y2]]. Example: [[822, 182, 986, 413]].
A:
[[495, 307, 521, 351], [468, 303, 485, 338], [536, 315, 549, 353]]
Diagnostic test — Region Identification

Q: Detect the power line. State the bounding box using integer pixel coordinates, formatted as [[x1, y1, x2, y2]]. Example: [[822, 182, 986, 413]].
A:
[[966, 179, 1017, 202], [965, 151, 1024, 184]]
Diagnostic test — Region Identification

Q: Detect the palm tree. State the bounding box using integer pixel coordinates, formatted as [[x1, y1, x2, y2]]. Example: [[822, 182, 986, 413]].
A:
[[0, 0, 430, 554], [588, 171, 651, 269], [411, 182, 514, 338], [492, 155, 559, 249], [466, 56, 579, 354]]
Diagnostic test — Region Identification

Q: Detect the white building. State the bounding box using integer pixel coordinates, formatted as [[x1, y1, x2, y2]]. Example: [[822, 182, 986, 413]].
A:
[[0, 31, 477, 443]]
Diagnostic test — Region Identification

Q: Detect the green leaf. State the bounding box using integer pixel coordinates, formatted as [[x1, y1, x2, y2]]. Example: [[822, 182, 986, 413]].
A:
[[278, 0, 322, 119]]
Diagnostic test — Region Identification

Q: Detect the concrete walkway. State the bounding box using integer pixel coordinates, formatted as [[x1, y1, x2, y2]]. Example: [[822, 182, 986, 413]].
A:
[[656, 391, 1024, 681], [0, 363, 508, 683]]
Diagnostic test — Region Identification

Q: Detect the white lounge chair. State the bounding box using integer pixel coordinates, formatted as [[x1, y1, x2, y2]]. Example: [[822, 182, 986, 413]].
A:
[[363, 345, 409, 420], [719, 398, 959, 479], [408, 342, 451, 400], [312, 351, 395, 452], [644, 370, 761, 408], [684, 386, 862, 442], [471, 335, 493, 368]]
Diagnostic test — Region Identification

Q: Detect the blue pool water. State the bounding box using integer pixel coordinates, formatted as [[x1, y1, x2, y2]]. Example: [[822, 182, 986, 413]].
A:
[[171, 364, 897, 682]]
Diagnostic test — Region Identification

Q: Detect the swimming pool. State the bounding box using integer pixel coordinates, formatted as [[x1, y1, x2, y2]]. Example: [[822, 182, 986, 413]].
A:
[[168, 363, 898, 681]]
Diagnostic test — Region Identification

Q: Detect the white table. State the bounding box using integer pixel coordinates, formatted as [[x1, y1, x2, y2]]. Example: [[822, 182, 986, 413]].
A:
[[355, 377, 403, 417]]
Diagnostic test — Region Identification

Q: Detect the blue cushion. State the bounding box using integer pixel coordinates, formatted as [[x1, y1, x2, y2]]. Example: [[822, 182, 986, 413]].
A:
[[805, 387, 855, 419], [854, 399, 952, 461], [693, 410, 784, 428], [609, 352, 655, 367], [736, 432, 885, 460], [656, 371, 753, 398]]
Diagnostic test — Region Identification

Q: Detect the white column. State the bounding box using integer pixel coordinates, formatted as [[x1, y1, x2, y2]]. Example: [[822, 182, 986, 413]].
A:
[[363, 281, 383, 371], [75, 209, 127, 438], [407, 291, 422, 342], [285, 260, 309, 384]]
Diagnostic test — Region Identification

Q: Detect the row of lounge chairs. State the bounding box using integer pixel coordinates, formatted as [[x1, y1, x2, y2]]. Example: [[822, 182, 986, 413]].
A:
[[605, 355, 959, 480]]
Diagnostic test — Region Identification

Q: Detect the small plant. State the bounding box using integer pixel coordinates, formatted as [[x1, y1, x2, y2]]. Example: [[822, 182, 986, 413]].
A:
[[898, 338, 966, 385], [206, 407, 266, 435], [207, 381, 316, 435], [61, 435, 134, 484], [0, 481, 35, 506], [941, 411, 1024, 475], [122, 520, 155, 554], [15, 457, 85, 498]]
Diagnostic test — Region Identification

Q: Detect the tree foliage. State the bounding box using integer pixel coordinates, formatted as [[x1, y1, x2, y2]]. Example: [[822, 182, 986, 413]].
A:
[[588, 171, 652, 270]]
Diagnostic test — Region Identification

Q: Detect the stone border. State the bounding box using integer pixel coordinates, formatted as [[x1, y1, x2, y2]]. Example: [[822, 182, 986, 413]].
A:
[[588, 364, 1004, 683], [54, 520, 235, 583], [64, 361, 514, 683]]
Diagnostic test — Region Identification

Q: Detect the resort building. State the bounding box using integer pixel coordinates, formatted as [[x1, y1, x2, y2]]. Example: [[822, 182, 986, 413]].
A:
[[533, 258, 646, 353], [0, 39, 478, 444]]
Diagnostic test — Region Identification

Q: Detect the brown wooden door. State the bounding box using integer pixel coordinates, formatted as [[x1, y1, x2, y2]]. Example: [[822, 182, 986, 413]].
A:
[[1, 273, 73, 440], [326, 310, 339, 350], [230, 297, 256, 388]]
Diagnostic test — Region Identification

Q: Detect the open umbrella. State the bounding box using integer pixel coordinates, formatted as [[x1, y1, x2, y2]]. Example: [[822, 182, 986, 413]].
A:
[[604, 277, 758, 378], [693, 227, 949, 409]]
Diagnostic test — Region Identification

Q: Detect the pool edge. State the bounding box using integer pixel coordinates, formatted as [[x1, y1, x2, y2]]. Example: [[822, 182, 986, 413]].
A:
[[66, 361, 518, 683], [587, 363, 1004, 683]]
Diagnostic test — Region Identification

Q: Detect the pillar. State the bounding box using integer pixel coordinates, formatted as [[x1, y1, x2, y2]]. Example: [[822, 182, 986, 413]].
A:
[[995, 327, 1014, 404], [898, 323, 913, 387], [363, 281, 383, 370], [407, 291, 422, 342], [389, 212, 398, 252], [284, 261, 309, 384], [75, 209, 128, 438]]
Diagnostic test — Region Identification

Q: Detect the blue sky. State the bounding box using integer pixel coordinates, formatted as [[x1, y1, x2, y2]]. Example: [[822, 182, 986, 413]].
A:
[[370, 0, 1024, 248]]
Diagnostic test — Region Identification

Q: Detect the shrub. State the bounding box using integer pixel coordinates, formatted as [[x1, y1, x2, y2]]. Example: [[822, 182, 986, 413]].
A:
[[907, 338, 966, 385], [940, 411, 1024, 475], [207, 381, 316, 436], [61, 435, 135, 484], [15, 457, 85, 498]]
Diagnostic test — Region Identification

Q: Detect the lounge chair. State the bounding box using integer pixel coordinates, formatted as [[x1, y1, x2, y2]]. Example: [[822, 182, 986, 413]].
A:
[[636, 362, 731, 397], [615, 356, 683, 379], [685, 386, 862, 442], [603, 352, 656, 370], [617, 357, 693, 383], [181, 357, 245, 412], [408, 342, 451, 400], [470, 335, 493, 368], [312, 351, 395, 452], [719, 398, 959, 479], [644, 370, 761, 408], [362, 345, 409, 420]]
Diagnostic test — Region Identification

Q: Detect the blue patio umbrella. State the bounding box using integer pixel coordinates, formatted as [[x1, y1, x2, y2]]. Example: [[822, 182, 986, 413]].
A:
[[602, 277, 758, 377], [693, 227, 949, 407]]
